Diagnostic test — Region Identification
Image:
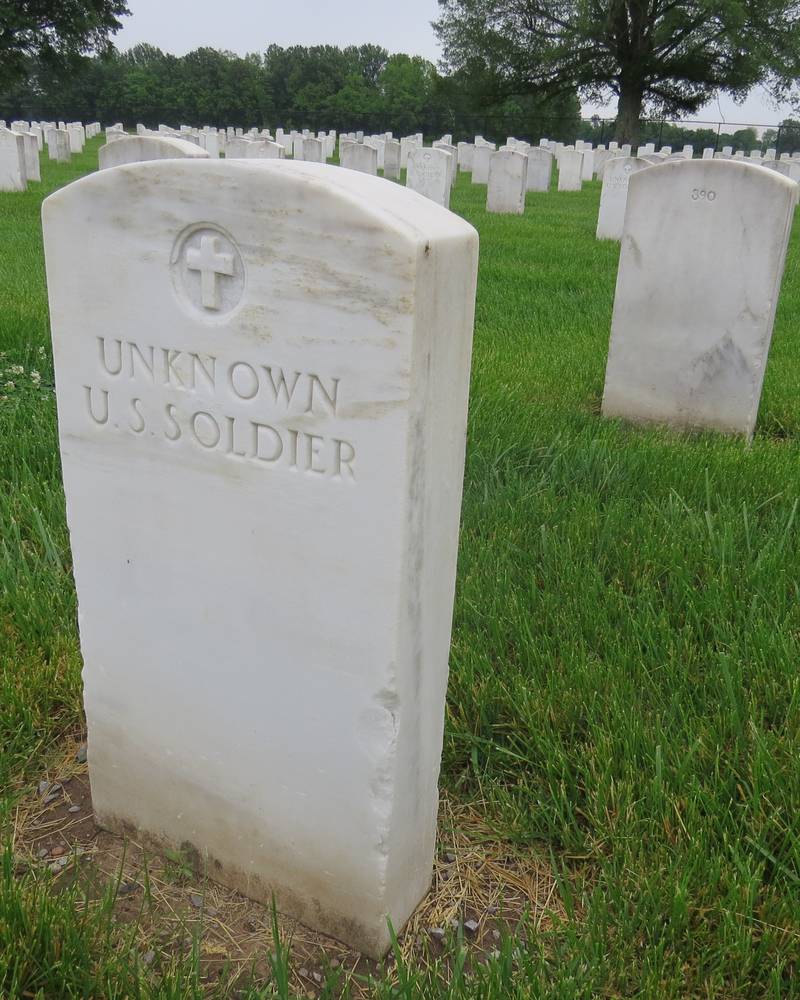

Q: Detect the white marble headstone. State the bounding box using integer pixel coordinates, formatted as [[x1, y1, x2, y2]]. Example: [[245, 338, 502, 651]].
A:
[[525, 148, 553, 192], [596, 156, 649, 240], [471, 145, 491, 184], [406, 147, 451, 207], [383, 139, 401, 180], [602, 160, 796, 438], [42, 159, 479, 957], [302, 137, 325, 163], [99, 136, 209, 170], [22, 132, 40, 182], [557, 148, 583, 191], [486, 148, 527, 213], [0, 129, 27, 190], [340, 142, 378, 175]]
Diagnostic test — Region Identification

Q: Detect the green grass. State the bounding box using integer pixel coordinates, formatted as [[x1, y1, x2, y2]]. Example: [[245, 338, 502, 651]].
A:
[[1, 139, 799, 998]]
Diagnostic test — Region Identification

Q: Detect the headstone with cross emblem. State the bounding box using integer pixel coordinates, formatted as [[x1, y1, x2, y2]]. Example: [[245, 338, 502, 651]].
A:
[[41, 158, 479, 958], [602, 159, 796, 438]]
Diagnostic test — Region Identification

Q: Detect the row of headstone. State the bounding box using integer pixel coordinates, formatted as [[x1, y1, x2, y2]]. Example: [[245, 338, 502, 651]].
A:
[[0, 117, 107, 188], [98, 127, 458, 211]]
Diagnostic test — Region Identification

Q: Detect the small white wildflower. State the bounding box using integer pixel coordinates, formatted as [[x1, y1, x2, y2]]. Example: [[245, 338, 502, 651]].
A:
[[4, 381, 14, 390], [9, 365, 23, 375], [0, 395, 7, 402], [31, 370, 41, 383], [38, 346, 45, 356]]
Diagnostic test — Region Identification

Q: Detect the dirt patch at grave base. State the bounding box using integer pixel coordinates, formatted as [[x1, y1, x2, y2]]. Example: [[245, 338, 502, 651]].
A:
[[10, 738, 575, 996]]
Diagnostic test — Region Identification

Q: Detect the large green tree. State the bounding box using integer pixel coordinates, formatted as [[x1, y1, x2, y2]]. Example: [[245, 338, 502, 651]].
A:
[[0, 0, 130, 93], [433, 1, 800, 141]]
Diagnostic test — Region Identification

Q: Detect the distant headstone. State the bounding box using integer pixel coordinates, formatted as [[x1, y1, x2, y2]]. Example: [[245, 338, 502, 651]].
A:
[[471, 145, 492, 184], [526, 148, 554, 192], [487, 149, 527, 213], [302, 138, 325, 163], [406, 147, 451, 207], [432, 142, 458, 190], [764, 159, 800, 183], [400, 137, 418, 169], [580, 148, 595, 181], [67, 125, 83, 154], [340, 142, 378, 175], [22, 132, 40, 182], [42, 158, 479, 958], [383, 139, 401, 180], [595, 156, 649, 240], [557, 148, 583, 191], [99, 136, 209, 170], [47, 128, 71, 163], [602, 161, 796, 438], [0, 129, 27, 190], [457, 142, 474, 171]]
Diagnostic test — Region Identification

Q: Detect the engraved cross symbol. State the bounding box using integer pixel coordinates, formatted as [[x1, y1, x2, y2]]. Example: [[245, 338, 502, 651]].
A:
[[186, 235, 235, 310]]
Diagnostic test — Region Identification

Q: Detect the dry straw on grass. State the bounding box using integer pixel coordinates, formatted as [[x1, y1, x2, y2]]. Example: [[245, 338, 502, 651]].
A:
[[10, 738, 570, 996]]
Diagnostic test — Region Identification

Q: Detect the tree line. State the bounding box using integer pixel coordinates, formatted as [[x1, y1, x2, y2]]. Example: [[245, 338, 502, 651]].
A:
[[0, 42, 581, 141]]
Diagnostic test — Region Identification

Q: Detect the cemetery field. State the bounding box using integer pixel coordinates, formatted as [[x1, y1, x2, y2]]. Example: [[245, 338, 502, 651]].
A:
[[1, 139, 800, 998]]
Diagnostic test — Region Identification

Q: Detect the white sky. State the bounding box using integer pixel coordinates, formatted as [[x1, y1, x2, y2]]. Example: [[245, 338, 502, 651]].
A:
[[114, 0, 797, 129]]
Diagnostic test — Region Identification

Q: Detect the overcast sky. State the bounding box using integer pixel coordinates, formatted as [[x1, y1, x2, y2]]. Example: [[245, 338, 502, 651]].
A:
[[113, 0, 797, 129]]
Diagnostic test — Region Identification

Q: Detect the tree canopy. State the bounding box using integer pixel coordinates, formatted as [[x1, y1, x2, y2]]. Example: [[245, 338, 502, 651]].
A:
[[433, 0, 800, 141], [1, 41, 582, 141], [0, 0, 130, 93]]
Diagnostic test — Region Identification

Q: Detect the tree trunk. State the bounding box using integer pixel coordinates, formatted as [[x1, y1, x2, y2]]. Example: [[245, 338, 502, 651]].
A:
[[615, 79, 644, 145]]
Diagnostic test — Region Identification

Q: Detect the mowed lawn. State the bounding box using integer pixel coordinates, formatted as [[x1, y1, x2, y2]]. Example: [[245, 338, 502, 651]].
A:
[[1, 139, 799, 998]]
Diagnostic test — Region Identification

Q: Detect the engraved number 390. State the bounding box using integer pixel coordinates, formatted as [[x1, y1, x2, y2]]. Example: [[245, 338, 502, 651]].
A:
[[691, 188, 716, 201]]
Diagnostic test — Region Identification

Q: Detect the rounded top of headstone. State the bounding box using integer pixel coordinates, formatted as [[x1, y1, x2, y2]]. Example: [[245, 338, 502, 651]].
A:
[[98, 135, 210, 170], [626, 156, 799, 203], [44, 158, 478, 250]]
